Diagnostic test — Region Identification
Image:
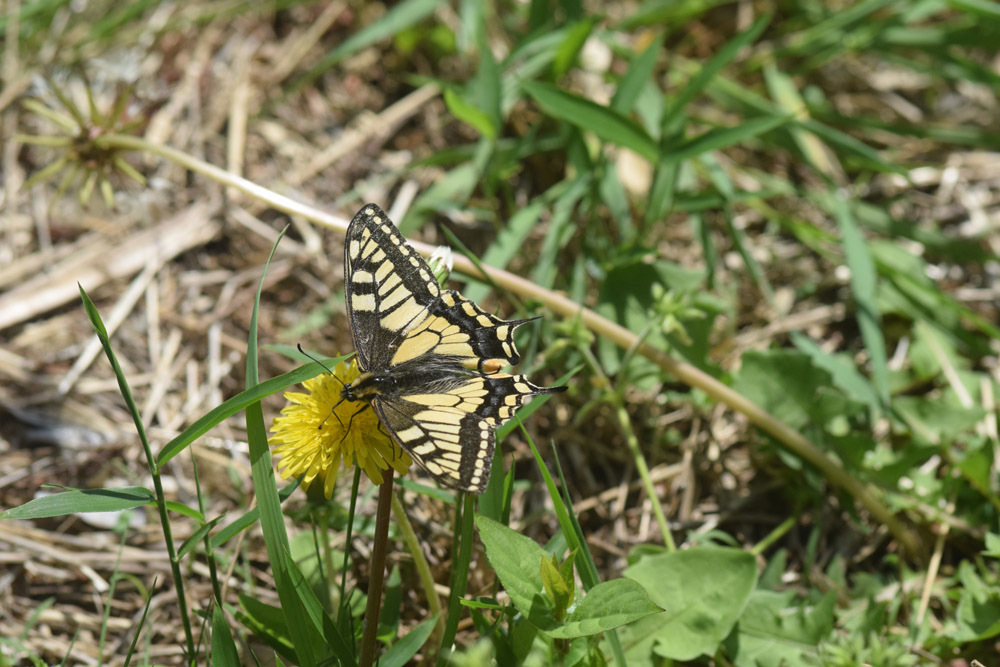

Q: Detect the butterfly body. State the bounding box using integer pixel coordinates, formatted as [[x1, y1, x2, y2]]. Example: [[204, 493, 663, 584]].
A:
[[342, 204, 565, 493]]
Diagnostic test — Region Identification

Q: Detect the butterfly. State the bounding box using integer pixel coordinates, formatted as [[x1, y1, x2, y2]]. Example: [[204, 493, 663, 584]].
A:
[[338, 203, 566, 493]]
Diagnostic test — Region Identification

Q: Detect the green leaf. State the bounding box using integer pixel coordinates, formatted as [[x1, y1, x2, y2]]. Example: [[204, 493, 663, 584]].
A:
[[984, 532, 1000, 558], [236, 595, 297, 663], [547, 578, 661, 639], [284, 550, 356, 663], [380, 614, 439, 667], [541, 555, 573, 618], [948, 0, 1000, 18], [791, 333, 881, 413], [208, 480, 299, 550], [176, 516, 224, 560], [621, 547, 757, 660], [732, 349, 863, 431], [245, 228, 320, 665], [211, 605, 240, 666], [832, 196, 889, 408], [724, 590, 835, 667], [444, 87, 497, 140], [611, 34, 664, 115], [0, 487, 153, 520], [520, 79, 660, 161], [476, 515, 557, 630], [664, 114, 791, 165], [553, 18, 597, 77], [460, 198, 547, 304]]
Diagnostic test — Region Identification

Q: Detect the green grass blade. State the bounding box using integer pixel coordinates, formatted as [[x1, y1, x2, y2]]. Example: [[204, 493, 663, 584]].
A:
[[156, 357, 349, 466], [292, 0, 444, 93], [123, 576, 156, 667], [284, 550, 357, 665], [0, 486, 153, 520], [244, 227, 320, 666], [176, 516, 225, 560], [208, 480, 299, 551], [611, 33, 664, 115], [832, 195, 890, 408], [661, 13, 770, 134], [664, 114, 790, 165], [461, 197, 549, 303], [521, 79, 660, 161], [380, 614, 439, 667]]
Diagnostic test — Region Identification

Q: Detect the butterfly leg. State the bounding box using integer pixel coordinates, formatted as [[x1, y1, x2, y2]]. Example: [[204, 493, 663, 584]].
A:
[[338, 401, 373, 444], [319, 396, 349, 430]]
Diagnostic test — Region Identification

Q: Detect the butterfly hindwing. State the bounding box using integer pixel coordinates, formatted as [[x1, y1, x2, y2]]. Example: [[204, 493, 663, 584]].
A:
[[371, 374, 562, 492], [387, 291, 532, 373]]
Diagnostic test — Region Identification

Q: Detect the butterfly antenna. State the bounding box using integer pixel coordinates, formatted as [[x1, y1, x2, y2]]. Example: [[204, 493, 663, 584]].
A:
[[297, 344, 350, 389]]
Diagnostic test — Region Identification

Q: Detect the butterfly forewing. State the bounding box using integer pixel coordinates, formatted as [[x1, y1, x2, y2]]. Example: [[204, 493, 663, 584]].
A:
[[343, 203, 566, 492], [344, 205, 441, 371]]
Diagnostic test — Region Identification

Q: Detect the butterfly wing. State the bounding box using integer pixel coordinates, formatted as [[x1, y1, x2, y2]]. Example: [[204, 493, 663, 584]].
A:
[[344, 203, 442, 372], [372, 374, 564, 493], [345, 203, 534, 374]]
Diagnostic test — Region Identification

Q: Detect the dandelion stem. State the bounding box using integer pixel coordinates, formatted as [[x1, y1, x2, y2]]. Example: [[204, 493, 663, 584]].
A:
[[359, 470, 394, 667]]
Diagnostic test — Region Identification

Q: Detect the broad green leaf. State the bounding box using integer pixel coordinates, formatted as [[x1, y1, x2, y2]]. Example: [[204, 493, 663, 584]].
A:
[[791, 333, 881, 413], [547, 578, 661, 639], [0, 487, 153, 520], [732, 350, 864, 431], [724, 590, 835, 667], [893, 395, 986, 443], [476, 515, 557, 630], [541, 556, 573, 618], [621, 547, 756, 660]]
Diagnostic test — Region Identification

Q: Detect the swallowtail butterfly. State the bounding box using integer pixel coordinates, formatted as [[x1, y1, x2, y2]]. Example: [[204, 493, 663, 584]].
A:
[[339, 204, 565, 493]]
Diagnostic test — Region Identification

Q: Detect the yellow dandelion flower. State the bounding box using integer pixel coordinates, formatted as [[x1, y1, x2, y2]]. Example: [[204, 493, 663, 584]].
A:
[[270, 358, 412, 498]]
